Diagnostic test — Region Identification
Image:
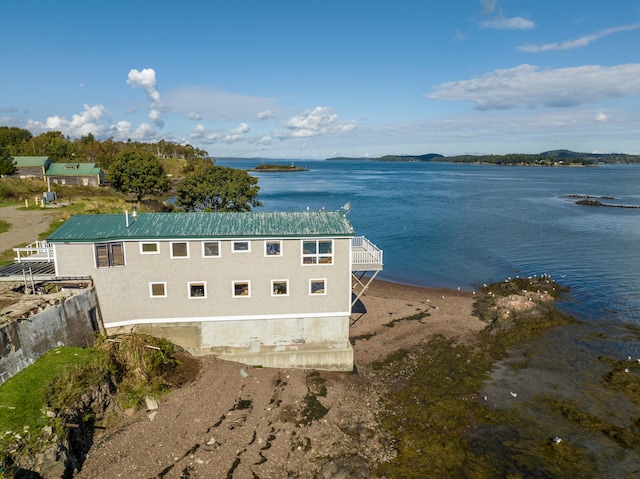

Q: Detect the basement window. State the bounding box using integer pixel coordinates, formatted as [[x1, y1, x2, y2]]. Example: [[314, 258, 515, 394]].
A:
[[188, 282, 206, 299], [149, 282, 167, 298], [95, 242, 125, 268], [233, 281, 250, 297], [271, 280, 288, 296], [310, 279, 326, 295]]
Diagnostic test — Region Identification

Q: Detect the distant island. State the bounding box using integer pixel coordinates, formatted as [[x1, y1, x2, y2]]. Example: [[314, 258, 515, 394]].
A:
[[249, 163, 308, 172], [327, 150, 640, 166]]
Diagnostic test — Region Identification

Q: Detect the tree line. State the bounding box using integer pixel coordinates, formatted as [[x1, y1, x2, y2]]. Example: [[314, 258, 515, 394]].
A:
[[0, 126, 261, 213], [0, 127, 209, 169]]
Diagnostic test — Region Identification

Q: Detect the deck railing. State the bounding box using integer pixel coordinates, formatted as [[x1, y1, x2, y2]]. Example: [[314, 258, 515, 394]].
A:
[[351, 236, 383, 266], [14, 240, 55, 263]]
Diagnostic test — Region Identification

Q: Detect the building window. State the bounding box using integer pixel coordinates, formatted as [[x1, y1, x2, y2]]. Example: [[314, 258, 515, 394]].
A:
[[171, 242, 189, 258], [310, 279, 326, 295], [95, 242, 125, 268], [202, 241, 220, 257], [265, 240, 282, 256], [140, 242, 159, 254], [149, 282, 167, 298], [188, 282, 206, 299], [233, 241, 250, 253], [272, 280, 288, 296], [233, 281, 250, 297], [302, 240, 333, 265]]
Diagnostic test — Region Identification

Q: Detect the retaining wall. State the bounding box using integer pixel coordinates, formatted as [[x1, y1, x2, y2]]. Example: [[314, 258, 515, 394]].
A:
[[0, 288, 101, 385]]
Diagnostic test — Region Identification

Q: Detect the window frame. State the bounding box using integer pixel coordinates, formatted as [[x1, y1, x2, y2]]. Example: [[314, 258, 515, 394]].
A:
[[95, 242, 125, 268], [202, 240, 221, 258], [171, 241, 190, 258], [188, 281, 207, 299], [271, 279, 289, 297], [232, 241, 251, 253], [140, 242, 160, 254], [232, 280, 251, 298], [309, 278, 327, 295], [149, 282, 167, 298], [301, 239, 333, 265], [264, 240, 282, 257]]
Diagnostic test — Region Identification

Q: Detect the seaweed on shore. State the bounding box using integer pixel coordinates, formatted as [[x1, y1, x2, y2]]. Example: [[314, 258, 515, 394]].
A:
[[373, 277, 599, 479]]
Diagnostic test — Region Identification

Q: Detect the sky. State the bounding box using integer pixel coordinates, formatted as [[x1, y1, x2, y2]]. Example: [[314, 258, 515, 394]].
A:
[[1, 0, 640, 159]]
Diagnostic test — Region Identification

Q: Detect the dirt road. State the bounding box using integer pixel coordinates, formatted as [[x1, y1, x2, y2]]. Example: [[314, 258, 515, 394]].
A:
[[0, 205, 59, 254]]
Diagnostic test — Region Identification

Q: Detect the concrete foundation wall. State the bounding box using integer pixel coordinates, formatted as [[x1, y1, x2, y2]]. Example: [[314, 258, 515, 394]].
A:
[[118, 314, 353, 371], [0, 288, 101, 385]]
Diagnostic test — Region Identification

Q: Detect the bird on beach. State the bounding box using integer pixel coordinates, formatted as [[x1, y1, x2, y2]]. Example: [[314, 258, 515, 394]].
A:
[[509, 391, 518, 398]]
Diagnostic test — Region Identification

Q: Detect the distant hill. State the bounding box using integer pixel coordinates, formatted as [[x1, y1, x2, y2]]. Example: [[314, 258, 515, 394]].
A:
[[326, 150, 640, 165], [327, 153, 444, 162]]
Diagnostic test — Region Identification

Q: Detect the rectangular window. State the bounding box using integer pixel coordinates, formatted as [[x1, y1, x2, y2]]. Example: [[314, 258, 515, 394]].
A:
[[233, 281, 250, 297], [272, 280, 288, 296], [202, 241, 220, 257], [188, 282, 206, 299], [302, 240, 333, 265], [310, 279, 326, 295], [233, 241, 250, 252], [140, 242, 159, 254], [149, 282, 167, 298], [171, 242, 189, 258], [95, 242, 125, 268], [265, 240, 282, 257]]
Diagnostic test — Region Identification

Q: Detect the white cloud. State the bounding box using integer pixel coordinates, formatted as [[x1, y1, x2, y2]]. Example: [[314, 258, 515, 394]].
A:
[[596, 111, 608, 122], [224, 123, 250, 143], [187, 112, 202, 121], [258, 110, 274, 120], [518, 23, 640, 52], [26, 104, 110, 137], [188, 123, 249, 145], [275, 106, 357, 139], [480, 0, 497, 14], [480, 14, 535, 30], [163, 86, 278, 121], [127, 68, 165, 128], [426, 64, 640, 110]]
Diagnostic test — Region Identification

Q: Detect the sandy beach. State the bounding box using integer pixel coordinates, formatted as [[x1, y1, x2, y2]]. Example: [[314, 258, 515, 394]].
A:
[[73, 279, 485, 479]]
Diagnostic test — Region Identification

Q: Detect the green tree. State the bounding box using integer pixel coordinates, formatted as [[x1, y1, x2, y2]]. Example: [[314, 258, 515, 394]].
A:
[[0, 150, 16, 176], [108, 150, 171, 202], [175, 165, 261, 212]]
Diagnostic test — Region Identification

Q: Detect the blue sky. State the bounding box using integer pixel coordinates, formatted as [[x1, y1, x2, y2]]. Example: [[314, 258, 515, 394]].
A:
[[1, 0, 639, 159]]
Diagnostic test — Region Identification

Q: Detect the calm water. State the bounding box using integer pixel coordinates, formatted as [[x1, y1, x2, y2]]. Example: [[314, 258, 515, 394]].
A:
[[220, 159, 640, 475], [221, 159, 640, 325]]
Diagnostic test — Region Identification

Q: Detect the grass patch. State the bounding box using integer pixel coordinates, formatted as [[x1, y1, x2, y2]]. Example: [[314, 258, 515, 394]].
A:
[[0, 347, 110, 453], [0, 220, 9, 234], [0, 334, 193, 470]]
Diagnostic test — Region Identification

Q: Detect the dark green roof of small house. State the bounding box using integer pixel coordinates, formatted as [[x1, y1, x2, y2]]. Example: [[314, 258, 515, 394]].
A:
[[47, 211, 355, 243], [12, 156, 50, 167], [45, 163, 102, 176]]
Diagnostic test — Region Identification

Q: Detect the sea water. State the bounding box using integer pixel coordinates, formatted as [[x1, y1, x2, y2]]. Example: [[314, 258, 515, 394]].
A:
[[219, 159, 640, 474]]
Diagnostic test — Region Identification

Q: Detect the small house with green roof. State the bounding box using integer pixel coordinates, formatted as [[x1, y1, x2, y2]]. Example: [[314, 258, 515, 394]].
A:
[[45, 162, 103, 186], [12, 156, 52, 179], [47, 210, 383, 370]]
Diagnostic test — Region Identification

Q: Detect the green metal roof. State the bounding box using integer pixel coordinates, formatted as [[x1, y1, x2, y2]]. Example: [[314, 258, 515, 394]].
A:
[[45, 163, 102, 176], [47, 211, 355, 243], [12, 156, 50, 167]]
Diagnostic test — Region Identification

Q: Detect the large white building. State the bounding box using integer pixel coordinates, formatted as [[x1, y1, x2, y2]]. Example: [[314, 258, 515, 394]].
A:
[[47, 210, 382, 370]]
